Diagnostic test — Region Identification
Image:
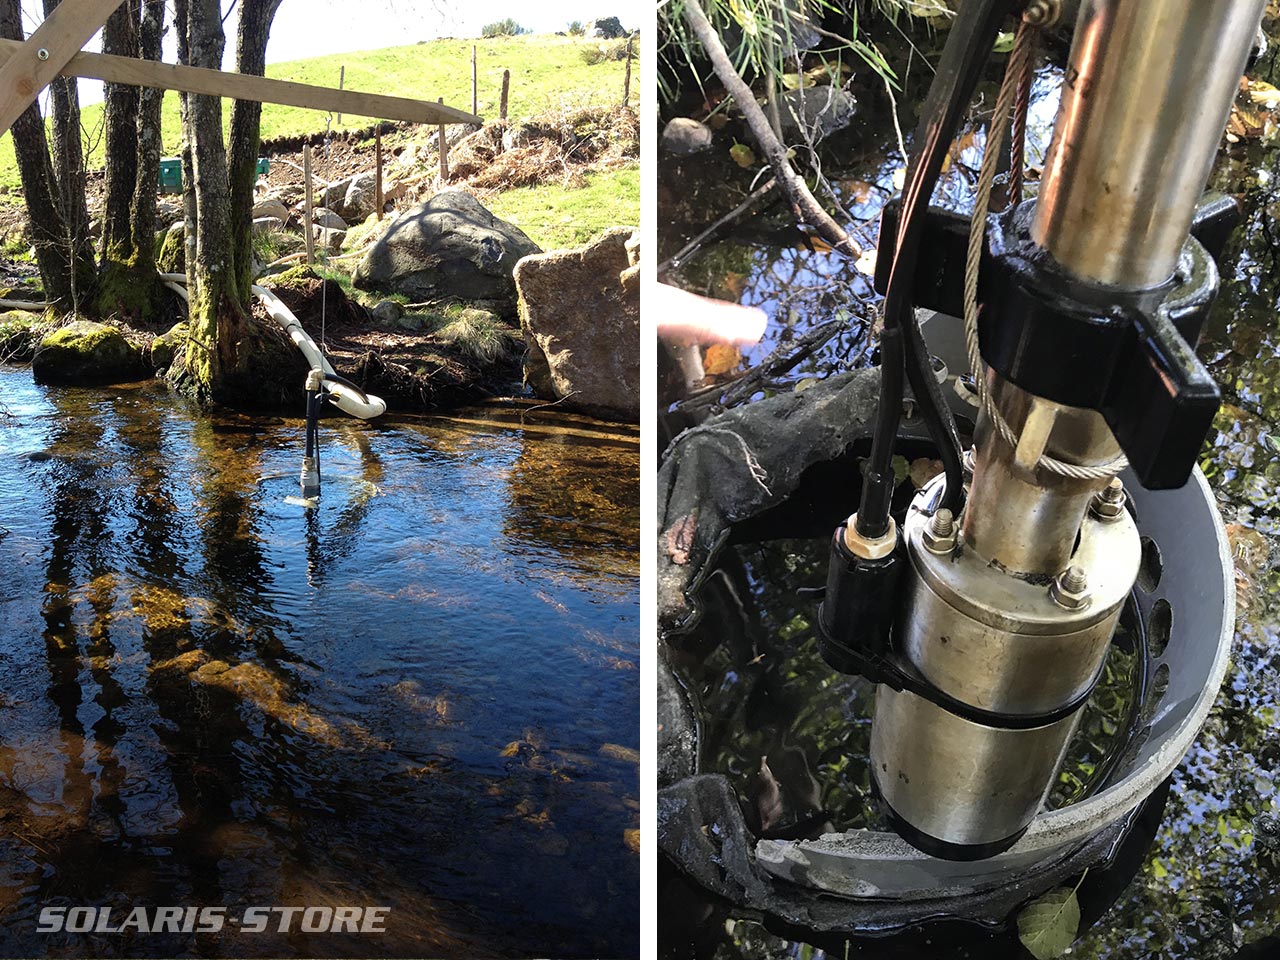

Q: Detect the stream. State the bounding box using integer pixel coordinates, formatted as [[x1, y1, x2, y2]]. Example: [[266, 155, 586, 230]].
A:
[[0, 369, 640, 958], [659, 9, 1280, 960]]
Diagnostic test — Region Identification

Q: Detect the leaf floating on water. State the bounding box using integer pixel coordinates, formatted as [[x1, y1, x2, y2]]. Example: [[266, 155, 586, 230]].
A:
[[1016, 887, 1081, 960], [780, 72, 813, 90], [1249, 79, 1280, 107], [729, 142, 757, 168], [703, 343, 743, 376], [892, 167, 906, 191], [891, 454, 911, 487]]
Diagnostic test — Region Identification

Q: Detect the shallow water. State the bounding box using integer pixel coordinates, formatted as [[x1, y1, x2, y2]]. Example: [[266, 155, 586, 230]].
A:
[[660, 13, 1280, 960], [0, 369, 639, 958]]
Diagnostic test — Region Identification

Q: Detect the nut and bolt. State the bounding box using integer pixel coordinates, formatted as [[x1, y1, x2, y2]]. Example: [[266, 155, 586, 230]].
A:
[[1090, 477, 1127, 521], [1023, 0, 1061, 27], [1051, 565, 1091, 610], [923, 508, 958, 555]]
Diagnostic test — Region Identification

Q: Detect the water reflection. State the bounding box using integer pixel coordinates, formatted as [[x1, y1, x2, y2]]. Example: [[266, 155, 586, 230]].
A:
[[0, 370, 639, 957]]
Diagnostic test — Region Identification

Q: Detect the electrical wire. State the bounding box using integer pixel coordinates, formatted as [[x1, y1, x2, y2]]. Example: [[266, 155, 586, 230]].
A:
[[855, 0, 1011, 538]]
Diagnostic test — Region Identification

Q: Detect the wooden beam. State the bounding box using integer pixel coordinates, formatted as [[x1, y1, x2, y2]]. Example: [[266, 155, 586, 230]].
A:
[[0, 0, 124, 135], [0, 38, 483, 128]]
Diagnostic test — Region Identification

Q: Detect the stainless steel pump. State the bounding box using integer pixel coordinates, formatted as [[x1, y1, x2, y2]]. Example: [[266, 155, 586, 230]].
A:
[[863, 0, 1267, 858]]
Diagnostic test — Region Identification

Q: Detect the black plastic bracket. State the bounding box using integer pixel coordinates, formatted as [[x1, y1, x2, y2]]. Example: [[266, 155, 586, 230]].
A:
[[873, 194, 1239, 489]]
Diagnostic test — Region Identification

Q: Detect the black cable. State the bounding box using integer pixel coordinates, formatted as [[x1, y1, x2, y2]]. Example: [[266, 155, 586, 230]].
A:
[[856, 0, 1012, 538]]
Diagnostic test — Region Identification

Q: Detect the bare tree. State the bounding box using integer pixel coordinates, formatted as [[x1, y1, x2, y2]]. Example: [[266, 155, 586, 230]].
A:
[[0, 0, 96, 309]]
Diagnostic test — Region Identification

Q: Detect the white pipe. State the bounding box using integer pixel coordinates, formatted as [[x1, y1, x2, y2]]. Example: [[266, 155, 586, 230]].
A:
[[158, 273, 386, 420], [0, 298, 47, 311]]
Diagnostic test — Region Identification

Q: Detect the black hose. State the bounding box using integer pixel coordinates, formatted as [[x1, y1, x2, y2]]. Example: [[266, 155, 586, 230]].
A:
[[320, 370, 372, 405], [856, 0, 1012, 537]]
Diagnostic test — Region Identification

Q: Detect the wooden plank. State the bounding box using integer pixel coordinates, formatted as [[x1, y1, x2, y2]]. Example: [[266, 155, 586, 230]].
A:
[[303, 144, 315, 265], [0, 37, 483, 126], [0, 0, 124, 135]]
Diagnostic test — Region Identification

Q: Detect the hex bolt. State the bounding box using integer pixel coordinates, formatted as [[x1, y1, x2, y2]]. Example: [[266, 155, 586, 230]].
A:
[[1090, 477, 1127, 521], [1023, 0, 1060, 27], [1051, 565, 1091, 610], [923, 508, 958, 555]]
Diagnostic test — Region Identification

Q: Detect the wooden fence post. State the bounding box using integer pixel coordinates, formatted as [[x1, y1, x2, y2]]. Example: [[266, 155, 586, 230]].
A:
[[303, 143, 315, 264], [471, 45, 478, 116], [438, 97, 449, 180], [336, 64, 345, 124], [499, 68, 510, 120], [375, 126, 383, 220], [623, 37, 632, 106]]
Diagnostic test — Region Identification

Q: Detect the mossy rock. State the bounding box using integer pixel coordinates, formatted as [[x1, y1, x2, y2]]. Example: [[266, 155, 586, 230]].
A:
[[150, 321, 189, 371], [33, 320, 148, 385], [0, 310, 38, 362], [156, 222, 186, 274]]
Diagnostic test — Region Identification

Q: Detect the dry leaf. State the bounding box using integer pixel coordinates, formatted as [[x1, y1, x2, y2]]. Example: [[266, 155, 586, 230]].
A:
[[855, 248, 878, 276], [703, 342, 743, 376], [909, 458, 945, 489], [665, 513, 698, 566]]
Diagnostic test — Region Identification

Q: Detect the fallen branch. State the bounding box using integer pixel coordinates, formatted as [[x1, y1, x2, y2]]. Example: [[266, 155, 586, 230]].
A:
[[657, 178, 779, 276], [681, 0, 862, 258]]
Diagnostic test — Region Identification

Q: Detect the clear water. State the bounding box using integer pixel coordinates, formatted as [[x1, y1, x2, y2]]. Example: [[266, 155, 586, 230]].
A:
[[0, 369, 639, 958]]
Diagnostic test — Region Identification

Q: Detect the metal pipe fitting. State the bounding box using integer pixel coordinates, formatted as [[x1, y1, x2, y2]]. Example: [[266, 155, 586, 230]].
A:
[[1031, 0, 1267, 289]]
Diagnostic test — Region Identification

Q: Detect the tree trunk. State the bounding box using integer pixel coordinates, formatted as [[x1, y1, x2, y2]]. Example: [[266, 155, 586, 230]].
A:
[[228, 0, 282, 300], [0, 0, 95, 310], [128, 0, 165, 285], [100, 2, 140, 251], [172, 0, 302, 407], [96, 0, 155, 318], [42, 0, 92, 270]]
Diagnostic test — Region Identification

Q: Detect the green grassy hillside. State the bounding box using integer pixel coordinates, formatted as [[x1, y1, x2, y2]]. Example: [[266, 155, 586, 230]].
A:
[[0, 32, 636, 197]]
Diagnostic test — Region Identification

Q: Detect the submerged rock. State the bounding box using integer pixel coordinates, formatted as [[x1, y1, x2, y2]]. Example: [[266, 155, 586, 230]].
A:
[[33, 320, 146, 385], [778, 86, 857, 141], [515, 227, 640, 422], [354, 190, 541, 311], [661, 117, 714, 156]]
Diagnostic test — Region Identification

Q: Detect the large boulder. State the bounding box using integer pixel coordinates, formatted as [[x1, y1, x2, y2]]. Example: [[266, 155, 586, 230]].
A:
[[33, 320, 146, 385], [342, 172, 380, 222], [515, 227, 639, 422], [157, 221, 185, 273], [353, 190, 541, 310], [252, 197, 289, 223], [587, 17, 626, 38]]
